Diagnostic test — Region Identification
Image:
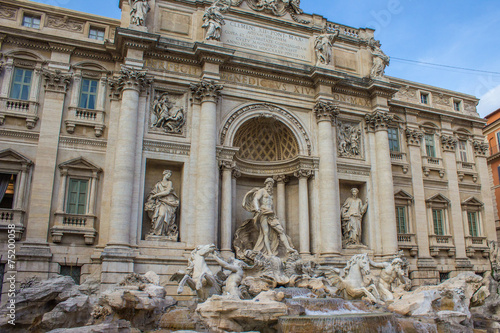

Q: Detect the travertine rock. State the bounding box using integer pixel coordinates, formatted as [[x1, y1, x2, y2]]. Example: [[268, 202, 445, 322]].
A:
[[196, 291, 288, 333], [46, 319, 137, 333], [41, 295, 92, 331], [388, 272, 482, 320]]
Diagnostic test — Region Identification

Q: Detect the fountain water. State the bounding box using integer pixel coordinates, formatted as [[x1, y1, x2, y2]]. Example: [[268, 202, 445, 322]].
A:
[[278, 297, 400, 333]]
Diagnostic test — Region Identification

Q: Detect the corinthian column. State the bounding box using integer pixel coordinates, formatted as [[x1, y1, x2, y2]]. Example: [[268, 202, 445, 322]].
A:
[[295, 169, 313, 255], [313, 101, 341, 255], [365, 111, 398, 254], [220, 160, 234, 255], [191, 80, 223, 245], [107, 68, 151, 247]]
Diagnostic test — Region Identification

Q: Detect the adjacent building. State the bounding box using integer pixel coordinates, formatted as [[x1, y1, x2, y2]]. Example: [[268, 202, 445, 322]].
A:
[[0, 0, 496, 298], [484, 108, 500, 241]]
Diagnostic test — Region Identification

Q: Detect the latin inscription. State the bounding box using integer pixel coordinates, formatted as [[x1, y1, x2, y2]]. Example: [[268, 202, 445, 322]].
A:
[[222, 20, 310, 61], [144, 59, 201, 76]]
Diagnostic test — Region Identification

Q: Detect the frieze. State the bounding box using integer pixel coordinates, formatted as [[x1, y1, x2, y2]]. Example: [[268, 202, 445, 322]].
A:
[[46, 15, 84, 32], [220, 103, 312, 156], [394, 85, 417, 101], [0, 129, 39, 142], [5, 37, 50, 51], [144, 58, 201, 76], [0, 6, 17, 20], [235, 156, 319, 177], [59, 136, 107, 152], [143, 140, 190, 156]]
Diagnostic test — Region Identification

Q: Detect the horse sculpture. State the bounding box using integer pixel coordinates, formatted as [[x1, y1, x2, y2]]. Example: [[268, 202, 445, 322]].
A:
[[170, 244, 223, 301], [333, 253, 380, 303]]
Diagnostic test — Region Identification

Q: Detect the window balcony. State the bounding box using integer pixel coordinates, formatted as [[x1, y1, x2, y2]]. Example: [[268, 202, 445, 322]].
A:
[[456, 161, 478, 182], [422, 156, 445, 177], [390, 151, 409, 174], [397, 233, 418, 256], [65, 107, 105, 137], [429, 235, 455, 257], [465, 236, 489, 258], [0, 208, 25, 240], [51, 212, 97, 245], [0, 97, 39, 128]]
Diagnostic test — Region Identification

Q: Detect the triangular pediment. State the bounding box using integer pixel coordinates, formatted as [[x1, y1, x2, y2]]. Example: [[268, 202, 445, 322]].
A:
[[58, 157, 102, 172], [0, 149, 33, 165], [426, 193, 450, 204], [462, 197, 483, 207], [394, 190, 413, 200]]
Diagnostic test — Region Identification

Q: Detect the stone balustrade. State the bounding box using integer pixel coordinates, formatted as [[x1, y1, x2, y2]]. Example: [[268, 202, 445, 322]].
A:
[[51, 212, 97, 245], [390, 151, 409, 173], [465, 236, 489, 258], [397, 233, 418, 256], [325, 21, 359, 38], [0, 97, 39, 128], [456, 161, 478, 182], [65, 107, 106, 137], [0, 208, 25, 240], [429, 235, 455, 257], [421, 156, 445, 177]]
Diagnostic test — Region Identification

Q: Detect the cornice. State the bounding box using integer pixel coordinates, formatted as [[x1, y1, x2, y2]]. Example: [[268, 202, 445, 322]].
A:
[[143, 140, 191, 156], [193, 42, 235, 64]]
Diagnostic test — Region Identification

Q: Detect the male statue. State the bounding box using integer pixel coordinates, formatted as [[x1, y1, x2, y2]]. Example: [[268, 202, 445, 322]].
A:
[[243, 178, 296, 256], [341, 188, 368, 246], [369, 257, 409, 302]]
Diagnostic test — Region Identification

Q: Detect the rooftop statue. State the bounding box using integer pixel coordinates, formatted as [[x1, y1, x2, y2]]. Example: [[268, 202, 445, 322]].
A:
[[128, 0, 150, 28], [369, 38, 390, 79], [314, 31, 339, 65], [202, 0, 231, 41]]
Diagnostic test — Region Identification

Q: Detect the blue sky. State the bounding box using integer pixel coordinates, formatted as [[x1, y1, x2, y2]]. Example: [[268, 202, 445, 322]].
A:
[[30, 0, 500, 117]]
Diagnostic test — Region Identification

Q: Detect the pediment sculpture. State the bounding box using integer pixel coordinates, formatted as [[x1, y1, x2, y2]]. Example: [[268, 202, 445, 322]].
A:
[[232, 0, 310, 24]]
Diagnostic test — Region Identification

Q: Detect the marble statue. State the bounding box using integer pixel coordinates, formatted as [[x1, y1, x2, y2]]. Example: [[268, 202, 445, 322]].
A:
[[334, 253, 380, 303], [488, 240, 500, 281], [341, 188, 368, 247], [202, 0, 230, 41], [144, 170, 180, 240], [170, 244, 223, 301], [128, 0, 150, 27], [369, 257, 409, 302], [151, 92, 185, 133], [369, 38, 390, 79], [211, 251, 253, 299], [241, 178, 297, 257], [314, 32, 338, 65]]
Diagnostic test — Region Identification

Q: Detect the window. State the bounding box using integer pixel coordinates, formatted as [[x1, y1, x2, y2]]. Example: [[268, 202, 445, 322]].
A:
[[458, 140, 468, 162], [498, 166, 500, 182], [432, 209, 444, 235], [22, 14, 41, 29], [396, 206, 407, 234], [79, 79, 98, 110], [0, 174, 16, 209], [66, 178, 88, 215], [424, 134, 436, 157], [497, 132, 500, 147], [467, 211, 479, 237], [420, 93, 429, 104], [388, 127, 400, 152], [89, 27, 105, 41], [10, 68, 33, 101], [453, 100, 461, 112], [60, 265, 81, 284], [439, 272, 450, 282]]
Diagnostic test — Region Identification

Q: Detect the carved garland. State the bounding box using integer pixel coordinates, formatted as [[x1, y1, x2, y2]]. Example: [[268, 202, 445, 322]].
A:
[[220, 103, 312, 156]]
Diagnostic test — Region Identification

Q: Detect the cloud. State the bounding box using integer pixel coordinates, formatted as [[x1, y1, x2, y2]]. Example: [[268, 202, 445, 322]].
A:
[[478, 84, 500, 118]]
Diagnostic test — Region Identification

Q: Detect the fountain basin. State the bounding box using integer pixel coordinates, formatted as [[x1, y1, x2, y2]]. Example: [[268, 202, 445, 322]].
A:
[[278, 312, 399, 333]]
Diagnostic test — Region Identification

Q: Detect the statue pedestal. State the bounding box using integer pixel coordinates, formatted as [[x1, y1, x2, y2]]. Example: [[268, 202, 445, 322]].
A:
[[145, 234, 178, 242]]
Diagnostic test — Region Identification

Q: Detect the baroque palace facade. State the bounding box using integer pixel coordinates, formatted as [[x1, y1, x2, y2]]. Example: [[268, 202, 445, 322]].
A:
[[0, 0, 496, 297]]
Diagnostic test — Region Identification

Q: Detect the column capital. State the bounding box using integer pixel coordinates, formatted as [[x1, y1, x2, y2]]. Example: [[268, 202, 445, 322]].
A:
[[219, 160, 235, 171], [365, 110, 393, 132], [273, 174, 289, 183], [405, 128, 424, 146], [232, 167, 242, 179], [313, 100, 339, 124], [190, 80, 223, 103], [43, 70, 72, 93], [473, 140, 489, 157], [294, 169, 314, 179], [117, 67, 152, 92], [440, 134, 458, 152]]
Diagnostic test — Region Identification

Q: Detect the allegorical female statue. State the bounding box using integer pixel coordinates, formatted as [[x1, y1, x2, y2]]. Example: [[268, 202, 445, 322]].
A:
[[144, 170, 180, 240], [341, 188, 368, 247]]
